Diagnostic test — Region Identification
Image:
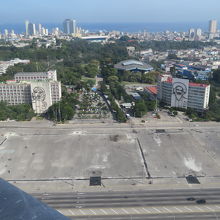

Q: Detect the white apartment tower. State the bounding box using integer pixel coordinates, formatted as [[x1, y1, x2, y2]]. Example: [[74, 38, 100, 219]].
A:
[[63, 19, 76, 35], [209, 20, 218, 39]]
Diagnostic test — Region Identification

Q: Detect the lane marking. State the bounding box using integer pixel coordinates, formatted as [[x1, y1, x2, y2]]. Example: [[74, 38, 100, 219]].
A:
[[153, 207, 161, 213], [89, 209, 97, 215], [142, 207, 151, 213], [195, 206, 204, 211], [68, 209, 75, 215], [121, 208, 129, 214], [174, 207, 183, 213], [163, 207, 172, 213], [79, 209, 86, 215], [111, 208, 118, 214], [100, 209, 108, 215], [206, 206, 215, 212], [184, 206, 192, 212], [57, 210, 65, 215], [215, 205, 220, 209], [132, 208, 140, 214]]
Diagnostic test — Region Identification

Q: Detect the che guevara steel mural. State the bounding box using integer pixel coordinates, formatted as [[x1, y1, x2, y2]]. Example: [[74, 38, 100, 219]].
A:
[[171, 79, 189, 109]]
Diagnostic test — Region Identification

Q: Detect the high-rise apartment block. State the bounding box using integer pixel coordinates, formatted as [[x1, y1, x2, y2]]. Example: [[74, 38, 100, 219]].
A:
[[25, 21, 47, 36], [0, 70, 61, 114], [209, 20, 218, 39], [26, 22, 36, 36], [63, 19, 76, 35], [157, 75, 210, 111]]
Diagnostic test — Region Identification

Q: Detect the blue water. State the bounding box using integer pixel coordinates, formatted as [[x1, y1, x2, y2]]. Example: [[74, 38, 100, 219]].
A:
[[0, 22, 211, 34]]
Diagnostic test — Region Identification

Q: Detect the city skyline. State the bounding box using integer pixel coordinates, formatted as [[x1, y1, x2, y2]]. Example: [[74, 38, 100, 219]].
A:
[[0, 0, 220, 24]]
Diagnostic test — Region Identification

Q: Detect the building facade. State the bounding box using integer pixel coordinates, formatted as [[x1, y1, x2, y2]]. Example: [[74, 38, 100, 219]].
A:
[[157, 75, 210, 111], [209, 20, 218, 39], [63, 19, 76, 35], [15, 70, 57, 81], [0, 71, 61, 114]]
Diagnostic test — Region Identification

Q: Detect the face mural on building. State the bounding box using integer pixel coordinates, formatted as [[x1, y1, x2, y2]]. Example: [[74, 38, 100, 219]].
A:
[[171, 80, 189, 109], [173, 82, 187, 101], [32, 87, 47, 110]]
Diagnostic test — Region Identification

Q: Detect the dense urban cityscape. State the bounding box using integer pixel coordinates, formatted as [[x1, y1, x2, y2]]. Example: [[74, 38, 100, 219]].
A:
[[1, 1, 220, 219]]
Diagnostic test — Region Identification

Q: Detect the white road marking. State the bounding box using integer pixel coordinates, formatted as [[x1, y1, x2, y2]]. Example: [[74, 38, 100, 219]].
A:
[[163, 207, 172, 213], [132, 208, 140, 214], [111, 208, 118, 214], [195, 206, 204, 211], [174, 207, 183, 212], [57, 210, 65, 215], [79, 209, 86, 215], [184, 206, 192, 212], [100, 209, 108, 215], [206, 206, 215, 212], [121, 208, 129, 214], [68, 209, 75, 215], [89, 209, 97, 215], [153, 207, 161, 213], [142, 207, 151, 213], [215, 205, 220, 209]]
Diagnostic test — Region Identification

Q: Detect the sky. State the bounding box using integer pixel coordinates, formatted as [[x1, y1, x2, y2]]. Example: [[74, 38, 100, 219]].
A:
[[0, 0, 220, 24]]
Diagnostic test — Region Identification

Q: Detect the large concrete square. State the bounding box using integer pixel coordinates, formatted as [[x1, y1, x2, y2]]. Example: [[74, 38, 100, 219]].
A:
[[0, 130, 143, 180], [138, 129, 220, 178]]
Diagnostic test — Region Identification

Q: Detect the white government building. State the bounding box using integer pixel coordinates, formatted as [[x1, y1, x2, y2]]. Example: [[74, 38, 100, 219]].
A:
[[0, 70, 61, 114], [157, 75, 210, 111]]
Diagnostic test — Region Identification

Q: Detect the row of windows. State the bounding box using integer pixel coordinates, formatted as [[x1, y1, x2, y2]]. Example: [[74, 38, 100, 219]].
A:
[[15, 76, 48, 80]]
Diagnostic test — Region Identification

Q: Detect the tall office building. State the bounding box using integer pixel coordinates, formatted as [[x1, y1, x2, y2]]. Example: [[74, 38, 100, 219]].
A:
[[29, 23, 36, 36], [38, 24, 42, 35], [195, 28, 202, 40], [209, 20, 217, 33], [25, 20, 29, 36], [209, 20, 218, 39], [25, 21, 36, 36], [4, 29, 8, 37], [189, 28, 195, 40], [63, 19, 76, 35]]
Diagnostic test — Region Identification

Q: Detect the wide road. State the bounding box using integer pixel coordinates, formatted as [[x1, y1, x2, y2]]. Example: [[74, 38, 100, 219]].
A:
[[32, 188, 220, 219], [71, 213, 220, 220]]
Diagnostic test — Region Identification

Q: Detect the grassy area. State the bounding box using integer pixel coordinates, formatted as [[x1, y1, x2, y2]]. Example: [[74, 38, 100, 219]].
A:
[[81, 76, 95, 81], [121, 81, 155, 86]]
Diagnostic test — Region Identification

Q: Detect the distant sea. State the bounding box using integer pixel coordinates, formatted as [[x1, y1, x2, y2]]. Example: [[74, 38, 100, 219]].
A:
[[0, 22, 212, 34]]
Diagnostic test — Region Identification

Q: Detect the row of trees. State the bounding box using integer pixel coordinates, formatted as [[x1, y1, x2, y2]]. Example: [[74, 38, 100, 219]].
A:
[[100, 82, 127, 123], [0, 102, 35, 121], [115, 38, 217, 52], [45, 93, 79, 122]]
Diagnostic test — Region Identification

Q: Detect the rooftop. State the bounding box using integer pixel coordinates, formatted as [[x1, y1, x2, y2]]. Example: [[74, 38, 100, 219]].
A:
[[145, 86, 158, 95], [163, 77, 209, 88], [114, 60, 153, 71], [189, 82, 209, 88]]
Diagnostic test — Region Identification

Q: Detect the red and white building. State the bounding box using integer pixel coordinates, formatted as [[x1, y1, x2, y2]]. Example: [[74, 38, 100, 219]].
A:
[[157, 75, 210, 111]]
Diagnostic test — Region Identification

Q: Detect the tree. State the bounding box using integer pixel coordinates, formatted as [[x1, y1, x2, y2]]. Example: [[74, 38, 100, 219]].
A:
[[134, 100, 147, 117], [213, 69, 220, 84]]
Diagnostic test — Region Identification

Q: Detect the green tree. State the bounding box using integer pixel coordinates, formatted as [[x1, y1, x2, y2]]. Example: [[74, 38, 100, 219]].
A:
[[134, 100, 147, 117], [213, 69, 220, 84]]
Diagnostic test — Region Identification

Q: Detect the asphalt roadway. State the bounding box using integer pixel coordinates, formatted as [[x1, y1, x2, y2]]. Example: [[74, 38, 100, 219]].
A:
[[32, 188, 220, 219]]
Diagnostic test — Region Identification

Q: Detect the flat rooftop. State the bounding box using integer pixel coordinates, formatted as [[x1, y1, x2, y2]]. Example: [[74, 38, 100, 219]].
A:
[[115, 60, 153, 71]]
